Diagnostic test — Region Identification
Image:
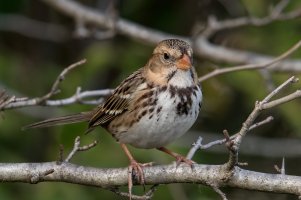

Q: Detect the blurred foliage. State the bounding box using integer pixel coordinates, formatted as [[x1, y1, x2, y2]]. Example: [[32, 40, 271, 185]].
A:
[[0, 0, 301, 200]]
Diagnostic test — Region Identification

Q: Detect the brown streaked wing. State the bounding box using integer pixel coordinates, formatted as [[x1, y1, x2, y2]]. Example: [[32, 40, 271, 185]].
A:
[[88, 69, 145, 129]]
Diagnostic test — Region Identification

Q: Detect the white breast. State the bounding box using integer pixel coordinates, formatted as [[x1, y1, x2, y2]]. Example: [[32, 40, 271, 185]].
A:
[[118, 85, 202, 149]]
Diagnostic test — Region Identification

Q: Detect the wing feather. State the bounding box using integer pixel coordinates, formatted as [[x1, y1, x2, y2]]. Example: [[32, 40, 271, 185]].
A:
[[88, 69, 145, 129]]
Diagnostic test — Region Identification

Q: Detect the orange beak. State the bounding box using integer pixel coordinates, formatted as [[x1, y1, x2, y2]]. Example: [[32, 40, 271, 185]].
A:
[[176, 54, 192, 70]]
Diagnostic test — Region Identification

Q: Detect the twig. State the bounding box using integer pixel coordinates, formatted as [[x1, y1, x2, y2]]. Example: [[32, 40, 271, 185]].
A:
[[2, 89, 112, 110], [261, 76, 298, 104], [224, 130, 237, 170], [38, 59, 87, 104], [198, 39, 301, 82], [0, 91, 15, 110], [111, 184, 158, 200], [198, 116, 274, 150], [202, 0, 300, 37], [226, 76, 301, 170], [210, 184, 228, 200], [58, 144, 64, 163], [64, 136, 98, 162], [271, 0, 290, 17], [249, 116, 274, 131], [30, 169, 55, 184], [262, 90, 301, 109], [281, 157, 286, 175], [275, 157, 286, 175], [186, 136, 203, 160]]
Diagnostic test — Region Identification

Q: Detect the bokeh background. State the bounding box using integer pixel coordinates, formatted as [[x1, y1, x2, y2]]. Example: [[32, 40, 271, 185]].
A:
[[0, 0, 301, 199]]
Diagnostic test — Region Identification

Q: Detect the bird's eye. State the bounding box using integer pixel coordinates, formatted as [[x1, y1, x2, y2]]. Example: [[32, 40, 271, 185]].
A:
[[163, 53, 170, 60]]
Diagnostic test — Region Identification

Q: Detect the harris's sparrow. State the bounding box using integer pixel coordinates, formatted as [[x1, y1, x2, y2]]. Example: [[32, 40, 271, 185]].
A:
[[25, 39, 202, 186]]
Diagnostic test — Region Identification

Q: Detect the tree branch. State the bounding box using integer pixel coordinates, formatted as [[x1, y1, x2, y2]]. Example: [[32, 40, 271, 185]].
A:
[[225, 76, 301, 170], [40, 0, 301, 72], [202, 0, 301, 37], [198, 39, 301, 82], [0, 14, 68, 42], [0, 162, 300, 195]]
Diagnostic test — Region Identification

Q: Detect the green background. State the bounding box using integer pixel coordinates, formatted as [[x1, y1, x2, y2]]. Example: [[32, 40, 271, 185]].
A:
[[0, 0, 301, 199]]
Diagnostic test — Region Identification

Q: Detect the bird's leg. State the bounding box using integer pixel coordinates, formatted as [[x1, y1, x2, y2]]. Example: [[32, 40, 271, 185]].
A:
[[120, 143, 152, 198], [157, 147, 195, 167]]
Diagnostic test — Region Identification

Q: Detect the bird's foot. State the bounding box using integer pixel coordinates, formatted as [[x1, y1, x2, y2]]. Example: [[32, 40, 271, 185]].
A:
[[175, 155, 195, 168], [157, 147, 195, 168], [127, 159, 152, 200]]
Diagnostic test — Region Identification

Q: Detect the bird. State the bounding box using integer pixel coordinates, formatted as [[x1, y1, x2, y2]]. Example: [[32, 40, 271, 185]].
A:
[[24, 38, 202, 187]]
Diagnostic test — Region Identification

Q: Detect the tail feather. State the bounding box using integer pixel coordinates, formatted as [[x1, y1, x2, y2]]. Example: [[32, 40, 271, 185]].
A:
[[22, 112, 92, 130]]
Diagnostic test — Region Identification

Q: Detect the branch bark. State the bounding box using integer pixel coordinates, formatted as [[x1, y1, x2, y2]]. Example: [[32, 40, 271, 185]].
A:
[[0, 162, 300, 196]]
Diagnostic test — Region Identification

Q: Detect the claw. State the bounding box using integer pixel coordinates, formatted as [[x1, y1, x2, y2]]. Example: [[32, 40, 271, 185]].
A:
[[120, 143, 153, 200], [175, 155, 195, 168], [157, 147, 196, 169], [127, 160, 153, 199]]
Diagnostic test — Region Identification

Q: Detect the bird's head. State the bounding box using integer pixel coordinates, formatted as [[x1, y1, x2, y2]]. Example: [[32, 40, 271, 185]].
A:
[[145, 39, 196, 86]]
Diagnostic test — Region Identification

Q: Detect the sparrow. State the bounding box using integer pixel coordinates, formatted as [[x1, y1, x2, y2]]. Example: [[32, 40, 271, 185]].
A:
[[24, 39, 202, 187]]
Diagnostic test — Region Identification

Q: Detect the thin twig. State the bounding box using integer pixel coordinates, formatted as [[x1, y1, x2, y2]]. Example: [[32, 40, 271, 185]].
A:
[[2, 89, 112, 110], [199, 116, 274, 150], [261, 76, 298, 104], [77, 140, 98, 151], [186, 136, 203, 160], [209, 183, 228, 200], [271, 0, 290, 17], [111, 189, 153, 200], [58, 144, 64, 163], [111, 184, 158, 200], [30, 169, 55, 184], [281, 157, 286, 175], [64, 136, 98, 162], [38, 59, 87, 104], [198, 40, 301, 82], [262, 90, 301, 109], [249, 116, 274, 130], [274, 158, 285, 175], [202, 0, 300, 37], [65, 136, 81, 162], [0, 91, 16, 110], [226, 76, 301, 170]]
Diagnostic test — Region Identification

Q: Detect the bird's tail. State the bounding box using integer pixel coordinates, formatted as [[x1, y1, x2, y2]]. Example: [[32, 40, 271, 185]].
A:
[[22, 112, 92, 130]]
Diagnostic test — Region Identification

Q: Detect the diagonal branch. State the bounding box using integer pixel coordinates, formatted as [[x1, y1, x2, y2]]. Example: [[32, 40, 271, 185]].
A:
[[38, 59, 87, 104], [225, 76, 301, 170], [198, 39, 301, 82]]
